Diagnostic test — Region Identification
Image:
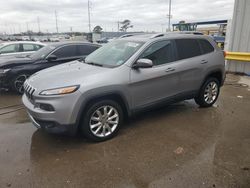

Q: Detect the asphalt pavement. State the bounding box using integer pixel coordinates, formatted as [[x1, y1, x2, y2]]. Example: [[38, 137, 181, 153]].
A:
[[0, 74, 249, 188]]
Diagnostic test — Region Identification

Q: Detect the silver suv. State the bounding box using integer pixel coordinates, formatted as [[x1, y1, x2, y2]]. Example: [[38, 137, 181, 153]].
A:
[[22, 33, 225, 141]]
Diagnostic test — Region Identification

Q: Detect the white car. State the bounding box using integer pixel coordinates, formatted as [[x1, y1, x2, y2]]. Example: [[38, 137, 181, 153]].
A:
[[0, 41, 46, 58], [49, 37, 60, 42], [21, 36, 30, 41]]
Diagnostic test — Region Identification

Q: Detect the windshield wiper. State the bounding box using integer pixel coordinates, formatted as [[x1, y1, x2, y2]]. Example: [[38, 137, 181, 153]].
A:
[[85, 62, 103, 67], [78, 57, 85, 63]]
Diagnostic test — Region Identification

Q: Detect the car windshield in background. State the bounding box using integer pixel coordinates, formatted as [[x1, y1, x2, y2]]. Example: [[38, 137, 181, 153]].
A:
[[30, 45, 56, 60], [85, 40, 144, 67]]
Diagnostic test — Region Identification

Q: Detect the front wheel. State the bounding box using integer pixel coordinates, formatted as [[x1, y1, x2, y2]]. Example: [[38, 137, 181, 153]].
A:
[[195, 78, 220, 107], [81, 100, 123, 142], [11, 73, 30, 94]]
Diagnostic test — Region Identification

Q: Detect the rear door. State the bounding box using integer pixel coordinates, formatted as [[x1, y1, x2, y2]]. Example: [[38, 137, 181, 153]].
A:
[[173, 38, 206, 93], [21, 43, 37, 56]]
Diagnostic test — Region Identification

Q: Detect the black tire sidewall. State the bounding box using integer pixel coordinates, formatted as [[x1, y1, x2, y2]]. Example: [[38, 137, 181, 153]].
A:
[[81, 100, 123, 142], [11, 73, 29, 94], [195, 78, 220, 107]]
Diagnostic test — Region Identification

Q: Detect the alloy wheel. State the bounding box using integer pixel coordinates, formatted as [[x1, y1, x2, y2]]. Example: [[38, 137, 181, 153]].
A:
[[204, 81, 218, 104], [14, 74, 29, 94], [89, 105, 119, 138]]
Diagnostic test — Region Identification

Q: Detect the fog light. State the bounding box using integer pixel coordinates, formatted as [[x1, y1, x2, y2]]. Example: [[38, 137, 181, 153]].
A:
[[39, 103, 55, 111]]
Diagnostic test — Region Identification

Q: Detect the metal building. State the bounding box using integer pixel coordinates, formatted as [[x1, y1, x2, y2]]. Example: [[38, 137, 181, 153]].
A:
[[226, 0, 250, 74]]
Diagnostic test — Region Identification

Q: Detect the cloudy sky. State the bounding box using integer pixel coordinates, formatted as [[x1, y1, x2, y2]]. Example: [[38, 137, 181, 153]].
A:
[[0, 0, 235, 34]]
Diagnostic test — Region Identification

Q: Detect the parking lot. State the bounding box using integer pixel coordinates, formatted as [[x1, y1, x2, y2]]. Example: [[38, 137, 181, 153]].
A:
[[0, 73, 249, 188]]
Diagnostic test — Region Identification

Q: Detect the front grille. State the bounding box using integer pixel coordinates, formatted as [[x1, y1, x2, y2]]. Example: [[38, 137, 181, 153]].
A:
[[23, 82, 36, 102]]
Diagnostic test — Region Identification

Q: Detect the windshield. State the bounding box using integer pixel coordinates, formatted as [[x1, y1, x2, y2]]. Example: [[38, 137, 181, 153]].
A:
[[85, 40, 144, 67], [30, 45, 56, 59]]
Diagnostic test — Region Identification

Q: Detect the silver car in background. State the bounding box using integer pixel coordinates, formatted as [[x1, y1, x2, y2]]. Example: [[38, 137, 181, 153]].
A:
[[0, 41, 45, 58], [22, 33, 225, 142]]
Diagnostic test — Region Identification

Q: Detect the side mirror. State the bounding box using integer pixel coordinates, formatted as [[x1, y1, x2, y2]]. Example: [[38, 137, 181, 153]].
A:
[[133, 58, 153, 69], [46, 54, 57, 61]]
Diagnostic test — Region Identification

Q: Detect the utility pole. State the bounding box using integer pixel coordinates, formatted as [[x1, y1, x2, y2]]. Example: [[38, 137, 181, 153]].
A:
[[88, 0, 91, 32], [37, 16, 41, 33], [26, 22, 29, 32], [117, 21, 120, 32], [168, 0, 172, 31], [55, 10, 59, 33], [19, 24, 22, 34]]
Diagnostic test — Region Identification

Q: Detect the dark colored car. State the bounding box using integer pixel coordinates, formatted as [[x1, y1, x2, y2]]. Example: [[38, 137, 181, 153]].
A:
[[0, 42, 100, 93]]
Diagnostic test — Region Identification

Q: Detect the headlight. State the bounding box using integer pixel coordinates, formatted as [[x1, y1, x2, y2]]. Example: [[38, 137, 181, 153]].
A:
[[39, 85, 80, 96], [0, 69, 10, 74]]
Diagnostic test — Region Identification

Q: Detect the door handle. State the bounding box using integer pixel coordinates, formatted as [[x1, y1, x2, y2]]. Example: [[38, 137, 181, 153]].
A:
[[165, 67, 175, 72], [201, 60, 208, 64]]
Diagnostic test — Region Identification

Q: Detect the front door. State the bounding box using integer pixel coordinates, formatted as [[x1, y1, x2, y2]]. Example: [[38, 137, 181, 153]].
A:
[[129, 40, 179, 109]]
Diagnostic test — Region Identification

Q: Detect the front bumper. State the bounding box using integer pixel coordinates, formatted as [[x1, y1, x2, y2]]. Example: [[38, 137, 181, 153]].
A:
[[27, 112, 76, 135], [0, 74, 9, 89], [22, 92, 82, 135]]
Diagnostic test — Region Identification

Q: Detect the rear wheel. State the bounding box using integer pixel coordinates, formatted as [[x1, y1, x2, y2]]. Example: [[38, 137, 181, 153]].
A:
[[195, 77, 220, 107], [11, 73, 30, 94], [81, 100, 123, 142]]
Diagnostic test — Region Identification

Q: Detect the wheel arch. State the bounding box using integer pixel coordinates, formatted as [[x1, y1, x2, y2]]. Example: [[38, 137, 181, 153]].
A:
[[202, 69, 224, 87], [75, 91, 131, 131]]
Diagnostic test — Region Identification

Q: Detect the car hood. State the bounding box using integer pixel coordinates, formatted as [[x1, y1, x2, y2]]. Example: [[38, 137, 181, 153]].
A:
[[27, 60, 110, 91], [0, 56, 33, 68]]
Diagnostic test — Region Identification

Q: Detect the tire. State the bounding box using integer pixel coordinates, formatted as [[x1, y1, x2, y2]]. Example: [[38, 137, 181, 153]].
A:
[[80, 100, 124, 142], [11, 73, 30, 94], [194, 77, 220, 108]]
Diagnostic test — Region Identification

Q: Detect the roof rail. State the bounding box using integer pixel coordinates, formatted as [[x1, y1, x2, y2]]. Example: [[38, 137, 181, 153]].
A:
[[172, 31, 204, 35], [150, 33, 165, 39]]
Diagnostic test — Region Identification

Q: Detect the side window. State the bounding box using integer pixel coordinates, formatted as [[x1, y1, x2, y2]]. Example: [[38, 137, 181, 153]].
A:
[[36, 45, 44, 50], [77, 45, 99, 56], [52, 45, 77, 58], [23, 44, 35, 52], [0, 44, 19, 54], [140, 40, 175, 66], [175, 39, 202, 60], [198, 39, 214, 54]]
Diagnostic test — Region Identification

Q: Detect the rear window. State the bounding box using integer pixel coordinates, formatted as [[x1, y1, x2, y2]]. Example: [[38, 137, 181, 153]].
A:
[[175, 39, 202, 60], [198, 39, 214, 54]]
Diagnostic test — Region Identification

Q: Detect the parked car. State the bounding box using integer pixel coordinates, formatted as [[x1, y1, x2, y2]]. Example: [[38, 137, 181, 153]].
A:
[[96, 37, 109, 44], [49, 37, 60, 42], [22, 33, 225, 141], [0, 42, 100, 93], [0, 41, 45, 58], [21, 36, 30, 41]]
